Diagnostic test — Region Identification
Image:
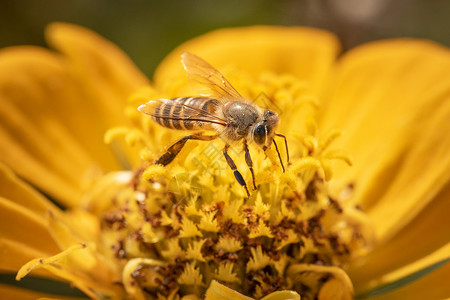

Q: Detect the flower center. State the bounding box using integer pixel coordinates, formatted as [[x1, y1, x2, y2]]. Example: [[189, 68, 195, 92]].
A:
[[89, 70, 375, 299]]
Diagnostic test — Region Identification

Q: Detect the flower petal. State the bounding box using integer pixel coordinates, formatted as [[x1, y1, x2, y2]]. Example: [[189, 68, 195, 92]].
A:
[[154, 26, 340, 95], [349, 180, 450, 289], [0, 163, 60, 215], [0, 197, 60, 255], [205, 280, 254, 300], [0, 47, 98, 205], [260, 290, 300, 300], [46, 22, 151, 169], [0, 45, 133, 205], [0, 238, 48, 274], [17, 244, 122, 300], [0, 22, 151, 206], [356, 243, 450, 296], [46, 22, 149, 103], [287, 264, 354, 300], [0, 163, 60, 274], [367, 82, 450, 241], [320, 39, 450, 238], [357, 255, 450, 299], [122, 258, 165, 300]]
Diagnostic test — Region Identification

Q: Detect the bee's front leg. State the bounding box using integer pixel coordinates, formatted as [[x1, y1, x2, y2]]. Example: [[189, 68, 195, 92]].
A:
[[223, 144, 250, 197], [243, 140, 257, 190]]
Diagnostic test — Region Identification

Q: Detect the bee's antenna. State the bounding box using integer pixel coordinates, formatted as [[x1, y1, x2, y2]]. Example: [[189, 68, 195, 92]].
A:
[[273, 139, 285, 173], [275, 133, 289, 165]]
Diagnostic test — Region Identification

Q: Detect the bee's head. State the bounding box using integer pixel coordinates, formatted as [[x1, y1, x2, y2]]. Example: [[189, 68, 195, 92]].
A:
[[252, 110, 279, 149]]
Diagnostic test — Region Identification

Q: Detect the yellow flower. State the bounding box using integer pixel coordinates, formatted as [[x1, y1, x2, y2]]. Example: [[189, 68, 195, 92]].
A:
[[0, 22, 449, 300]]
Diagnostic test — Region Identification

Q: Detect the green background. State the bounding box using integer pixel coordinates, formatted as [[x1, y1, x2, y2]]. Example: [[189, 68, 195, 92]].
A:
[[1, 0, 449, 79]]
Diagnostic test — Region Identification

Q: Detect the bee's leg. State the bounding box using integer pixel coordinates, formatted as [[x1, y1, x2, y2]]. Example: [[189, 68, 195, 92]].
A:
[[275, 133, 289, 165], [272, 139, 285, 173], [156, 133, 218, 166], [243, 140, 257, 190], [223, 144, 250, 197]]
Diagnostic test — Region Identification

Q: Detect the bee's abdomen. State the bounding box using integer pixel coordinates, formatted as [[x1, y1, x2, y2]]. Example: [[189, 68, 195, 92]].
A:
[[152, 97, 220, 130]]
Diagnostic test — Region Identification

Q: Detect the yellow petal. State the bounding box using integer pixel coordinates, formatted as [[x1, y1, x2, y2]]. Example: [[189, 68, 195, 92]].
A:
[[46, 23, 150, 168], [46, 22, 149, 101], [368, 83, 450, 241], [122, 258, 165, 300], [318, 278, 352, 300], [359, 258, 450, 300], [0, 162, 59, 216], [321, 39, 450, 136], [349, 180, 450, 289], [0, 163, 61, 273], [46, 212, 83, 250], [0, 163, 99, 274], [320, 39, 450, 238], [357, 242, 450, 295], [58, 209, 100, 243], [0, 21, 152, 204], [205, 280, 254, 300], [0, 46, 120, 206], [155, 26, 340, 95], [260, 290, 300, 300], [0, 238, 48, 274], [0, 197, 59, 255], [17, 244, 121, 300], [287, 264, 354, 299]]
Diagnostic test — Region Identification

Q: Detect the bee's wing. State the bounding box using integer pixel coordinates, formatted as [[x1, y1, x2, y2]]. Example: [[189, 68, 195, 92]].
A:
[[138, 99, 228, 127], [181, 52, 244, 100], [137, 100, 161, 115]]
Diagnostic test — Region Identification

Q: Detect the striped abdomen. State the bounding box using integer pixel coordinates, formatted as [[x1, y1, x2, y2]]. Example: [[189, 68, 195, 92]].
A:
[[152, 97, 222, 131]]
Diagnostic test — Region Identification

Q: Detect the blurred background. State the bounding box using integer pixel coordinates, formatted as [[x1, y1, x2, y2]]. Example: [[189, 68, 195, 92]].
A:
[[1, 0, 449, 78]]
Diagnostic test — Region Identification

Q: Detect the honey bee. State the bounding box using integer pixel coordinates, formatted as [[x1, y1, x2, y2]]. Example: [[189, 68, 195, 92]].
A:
[[138, 52, 288, 197]]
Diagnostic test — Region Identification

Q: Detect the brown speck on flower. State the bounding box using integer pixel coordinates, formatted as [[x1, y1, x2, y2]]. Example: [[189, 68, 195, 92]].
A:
[[284, 190, 305, 209], [307, 209, 325, 237], [202, 201, 224, 216], [328, 196, 344, 213], [151, 260, 185, 296], [220, 219, 246, 242], [242, 206, 259, 229], [102, 211, 126, 230], [130, 167, 145, 190], [329, 234, 350, 256], [264, 246, 281, 261], [112, 238, 127, 259], [270, 221, 289, 240], [305, 173, 323, 201], [144, 211, 162, 227], [219, 251, 239, 264], [290, 220, 307, 238], [165, 226, 180, 239]]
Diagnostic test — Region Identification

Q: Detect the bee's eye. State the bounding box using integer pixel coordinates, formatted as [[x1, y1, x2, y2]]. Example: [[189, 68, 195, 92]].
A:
[[264, 110, 275, 118], [253, 124, 266, 145]]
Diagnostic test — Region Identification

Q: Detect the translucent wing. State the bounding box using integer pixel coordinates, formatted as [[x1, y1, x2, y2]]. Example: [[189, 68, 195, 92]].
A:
[[181, 52, 244, 100], [138, 99, 228, 127]]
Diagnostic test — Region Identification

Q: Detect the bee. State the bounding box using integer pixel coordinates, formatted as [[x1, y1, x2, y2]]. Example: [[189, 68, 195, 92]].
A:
[[138, 52, 288, 197]]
